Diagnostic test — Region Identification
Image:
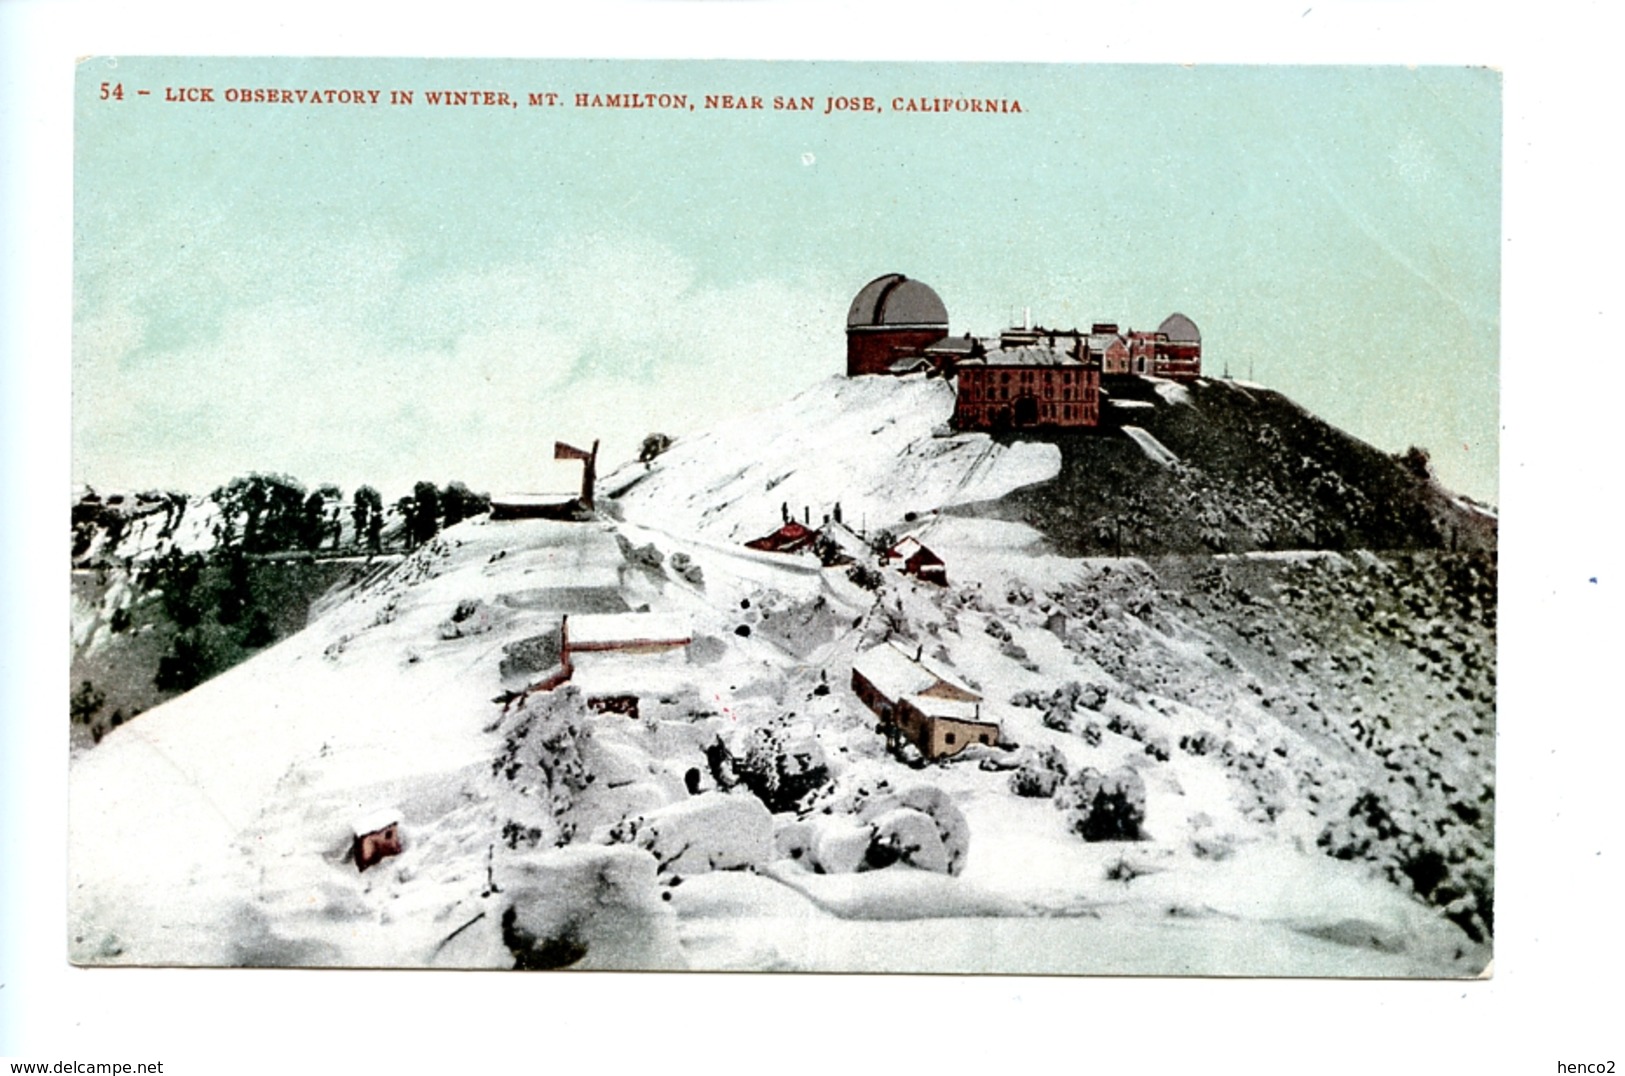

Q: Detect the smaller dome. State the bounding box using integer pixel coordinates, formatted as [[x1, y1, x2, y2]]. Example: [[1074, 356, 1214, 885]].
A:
[[1158, 313, 1200, 344], [847, 274, 949, 329]]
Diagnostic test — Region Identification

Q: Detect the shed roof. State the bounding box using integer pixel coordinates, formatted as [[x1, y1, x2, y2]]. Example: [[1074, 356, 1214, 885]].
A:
[[565, 612, 691, 648], [887, 355, 935, 375], [853, 639, 979, 704], [570, 651, 695, 697], [351, 806, 400, 838], [885, 535, 925, 562], [902, 694, 993, 725]]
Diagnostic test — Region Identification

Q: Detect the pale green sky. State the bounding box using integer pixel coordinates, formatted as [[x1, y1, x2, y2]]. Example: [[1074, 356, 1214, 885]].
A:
[[73, 58, 1500, 502]]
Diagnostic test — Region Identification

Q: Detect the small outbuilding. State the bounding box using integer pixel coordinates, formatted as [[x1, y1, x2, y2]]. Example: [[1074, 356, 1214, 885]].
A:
[[351, 807, 403, 872], [895, 695, 1001, 759], [851, 639, 995, 759], [884, 536, 947, 586], [743, 520, 819, 555]]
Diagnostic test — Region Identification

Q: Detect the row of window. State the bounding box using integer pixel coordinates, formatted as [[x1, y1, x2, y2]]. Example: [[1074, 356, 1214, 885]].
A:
[[952, 403, 1097, 424], [962, 380, 1096, 402]]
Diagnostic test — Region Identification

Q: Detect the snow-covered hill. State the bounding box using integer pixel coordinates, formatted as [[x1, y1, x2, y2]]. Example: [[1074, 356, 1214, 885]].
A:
[[68, 375, 1495, 975], [600, 374, 1062, 544]]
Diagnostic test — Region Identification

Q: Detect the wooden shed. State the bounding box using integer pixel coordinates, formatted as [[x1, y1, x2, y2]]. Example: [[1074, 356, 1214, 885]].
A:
[[350, 806, 403, 872], [851, 640, 994, 759], [884, 536, 948, 586]]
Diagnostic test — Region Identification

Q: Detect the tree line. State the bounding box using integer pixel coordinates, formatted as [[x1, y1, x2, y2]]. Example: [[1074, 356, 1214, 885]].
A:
[[209, 474, 490, 556], [89, 474, 492, 705]]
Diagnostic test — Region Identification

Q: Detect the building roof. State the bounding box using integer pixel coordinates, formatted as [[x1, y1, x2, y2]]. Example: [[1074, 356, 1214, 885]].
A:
[[923, 334, 981, 354], [819, 521, 873, 561], [902, 694, 994, 725], [853, 639, 980, 704], [847, 274, 949, 329], [885, 535, 943, 567], [885, 535, 925, 563], [351, 806, 400, 838], [959, 344, 1085, 368], [565, 612, 691, 649], [1158, 313, 1201, 344], [886, 355, 935, 375], [569, 651, 694, 698], [743, 520, 818, 553]]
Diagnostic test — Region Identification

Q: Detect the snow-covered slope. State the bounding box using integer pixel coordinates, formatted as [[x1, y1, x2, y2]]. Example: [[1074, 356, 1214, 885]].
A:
[[601, 374, 1060, 543], [69, 376, 1495, 975]]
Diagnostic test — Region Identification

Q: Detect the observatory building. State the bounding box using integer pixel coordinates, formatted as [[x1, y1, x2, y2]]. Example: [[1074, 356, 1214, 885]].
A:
[[845, 273, 951, 376]]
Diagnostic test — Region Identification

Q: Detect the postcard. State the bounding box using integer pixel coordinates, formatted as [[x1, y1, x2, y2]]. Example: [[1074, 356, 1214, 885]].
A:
[[69, 56, 1498, 975]]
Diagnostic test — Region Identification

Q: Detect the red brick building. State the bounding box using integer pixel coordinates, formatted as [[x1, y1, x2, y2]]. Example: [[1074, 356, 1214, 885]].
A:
[[951, 340, 1100, 432], [1123, 315, 1202, 381], [1088, 324, 1132, 376], [846, 273, 950, 377]]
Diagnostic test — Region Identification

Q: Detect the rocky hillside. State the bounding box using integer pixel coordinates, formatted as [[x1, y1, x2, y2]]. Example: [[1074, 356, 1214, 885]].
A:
[[979, 377, 1496, 556]]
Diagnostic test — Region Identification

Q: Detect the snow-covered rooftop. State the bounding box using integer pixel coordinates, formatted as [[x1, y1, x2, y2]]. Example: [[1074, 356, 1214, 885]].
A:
[[350, 806, 400, 838], [885, 536, 925, 563], [566, 612, 691, 649], [902, 694, 990, 724], [959, 344, 1084, 368], [923, 335, 979, 354], [569, 651, 695, 698], [853, 639, 979, 704]]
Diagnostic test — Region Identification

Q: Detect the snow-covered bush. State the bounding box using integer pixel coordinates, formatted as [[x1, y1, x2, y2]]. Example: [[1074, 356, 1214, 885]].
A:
[[1042, 697, 1073, 732], [615, 533, 664, 571], [866, 807, 950, 872], [439, 597, 502, 639], [498, 632, 561, 681], [604, 792, 773, 876], [490, 686, 595, 848], [1009, 745, 1069, 798], [801, 776, 970, 876], [1054, 766, 1146, 842], [1179, 730, 1217, 756], [846, 564, 882, 591], [776, 814, 871, 874], [729, 726, 831, 813], [668, 551, 704, 586], [499, 844, 681, 970], [1013, 681, 1108, 724]]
